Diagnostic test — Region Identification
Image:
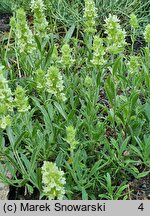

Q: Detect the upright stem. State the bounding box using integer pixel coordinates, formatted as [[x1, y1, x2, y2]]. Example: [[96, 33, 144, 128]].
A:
[[131, 28, 135, 55], [5, 28, 12, 62], [111, 55, 116, 132]]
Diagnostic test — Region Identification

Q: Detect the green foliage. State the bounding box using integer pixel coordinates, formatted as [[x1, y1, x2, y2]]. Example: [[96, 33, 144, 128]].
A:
[[0, 0, 13, 13], [0, 0, 150, 200]]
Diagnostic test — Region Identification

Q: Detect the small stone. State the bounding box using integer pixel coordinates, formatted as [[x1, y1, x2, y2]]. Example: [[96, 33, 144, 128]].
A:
[[0, 183, 9, 200]]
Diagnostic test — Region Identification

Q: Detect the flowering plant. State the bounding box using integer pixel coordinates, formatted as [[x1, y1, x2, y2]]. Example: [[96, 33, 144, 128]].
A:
[[42, 162, 66, 200]]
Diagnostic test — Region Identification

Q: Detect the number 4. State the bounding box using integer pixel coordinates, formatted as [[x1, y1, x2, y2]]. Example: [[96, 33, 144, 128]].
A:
[[138, 203, 144, 211]]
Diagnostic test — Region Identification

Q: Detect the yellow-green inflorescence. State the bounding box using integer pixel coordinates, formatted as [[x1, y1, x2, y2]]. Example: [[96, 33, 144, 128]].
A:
[[144, 24, 150, 43], [34, 68, 46, 92], [51, 45, 59, 63], [0, 66, 31, 129], [91, 35, 106, 66], [31, 0, 48, 38], [34, 66, 66, 101], [127, 55, 140, 74], [84, 75, 93, 88], [14, 86, 30, 112], [61, 43, 74, 67], [42, 161, 66, 200], [83, 0, 97, 35], [130, 13, 139, 29], [10, 8, 36, 54], [0, 66, 13, 129], [65, 126, 79, 153], [45, 66, 66, 101], [104, 14, 127, 54]]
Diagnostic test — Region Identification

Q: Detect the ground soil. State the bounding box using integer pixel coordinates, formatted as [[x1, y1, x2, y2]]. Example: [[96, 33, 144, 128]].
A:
[[0, 13, 10, 32]]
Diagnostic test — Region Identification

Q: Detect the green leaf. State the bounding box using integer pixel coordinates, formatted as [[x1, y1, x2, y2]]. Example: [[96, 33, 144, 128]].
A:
[[56, 152, 64, 167], [34, 35, 41, 52], [104, 76, 116, 106], [137, 171, 150, 179], [54, 102, 67, 120], [29, 146, 41, 175], [89, 160, 102, 177], [130, 91, 139, 109], [81, 188, 88, 200], [64, 24, 75, 43], [36, 168, 42, 191], [112, 56, 122, 76], [31, 97, 52, 129], [115, 184, 128, 199], [144, 103, 150, 122], [3, 152, 21, 173], [6, 127, 15, 146], [130, 145, 143, 159], [104, 173, 112, 193], [120, 136, 130, 155], [14, 132, 26, 151], [26, 184, 34, 194]]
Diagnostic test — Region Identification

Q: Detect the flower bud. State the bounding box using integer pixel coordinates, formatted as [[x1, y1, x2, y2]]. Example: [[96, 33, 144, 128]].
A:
[[91, 35, 106, 66], [83, 0, 97, 34], [84, 75, 93, 87], [31, 0, 48, 38], [127, 55, 140, 74], [10, 8, 36, 54], [65, 126, 79, 152], [144, 24, 150, 43], [34, 68, 46, 91], [61, 43, 74, 67], [0, 66, 13, 129], [130, 13, 139, 29], [104, 14, 127, 54], [51, 45, 58, 62], [14, 86, 30, 112], [45, 66, 66, 101]]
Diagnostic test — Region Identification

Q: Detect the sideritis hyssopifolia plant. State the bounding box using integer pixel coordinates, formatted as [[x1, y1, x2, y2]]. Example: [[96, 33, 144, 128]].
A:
[[83, 0, 97, 35], [144, 24, 150, 44], [0, 65, 13, 129], [1, 0, 150, 200], [127, 55, 140, 75], [130, 13, 139, 29], [34, 66, 66, 101], [30, 0, 48, 38], [91, 35, 106, 67], [65, 126, 79, 155], [130, 13, 139, 54], [10, 8, 36, 54], [34, 68, 46, 92], [0, 65, 30, 129], [45, 66, 66, 102], [104, 14, 127, 55], [61, 43, 74, 68], [41, 161, 66, 200], [14, 86, 31, 113]]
